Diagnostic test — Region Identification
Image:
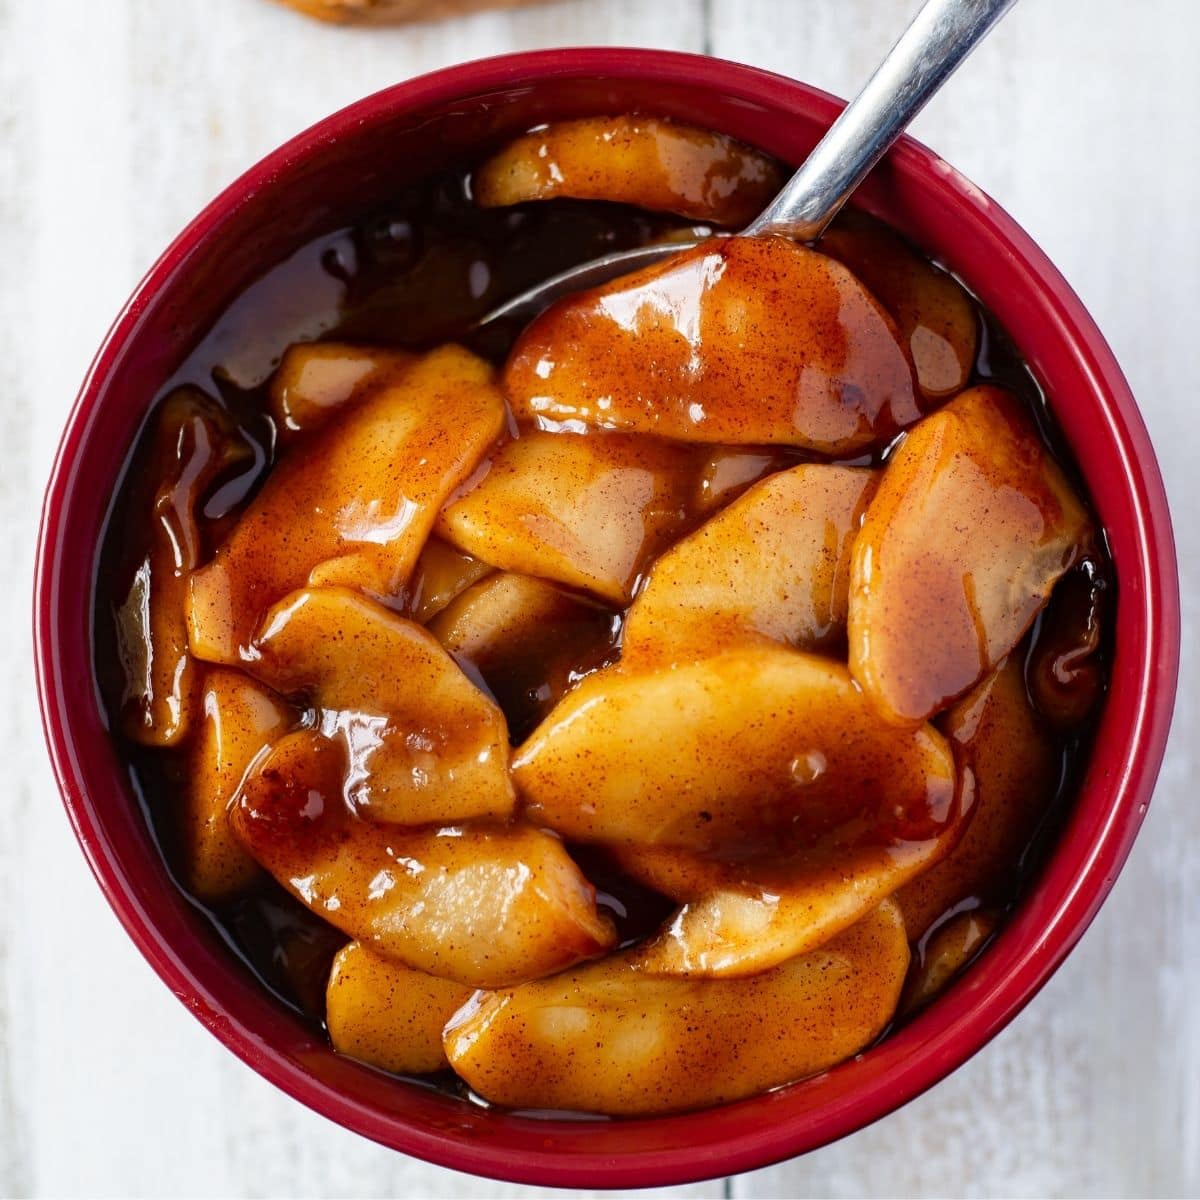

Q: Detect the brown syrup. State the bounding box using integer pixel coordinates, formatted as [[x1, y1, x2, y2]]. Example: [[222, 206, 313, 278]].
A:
[[93, 166, 1113, 1106]]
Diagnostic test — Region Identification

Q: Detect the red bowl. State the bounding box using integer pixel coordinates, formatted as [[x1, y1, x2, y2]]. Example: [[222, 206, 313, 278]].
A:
[[34, 49, 1179, 1188]]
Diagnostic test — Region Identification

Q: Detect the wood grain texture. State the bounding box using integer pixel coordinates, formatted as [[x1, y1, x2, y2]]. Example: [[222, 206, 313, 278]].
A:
[[711, 1, 1200, 1193], [0, 2, 35, 1195], [3, 0, 1197, 1196]]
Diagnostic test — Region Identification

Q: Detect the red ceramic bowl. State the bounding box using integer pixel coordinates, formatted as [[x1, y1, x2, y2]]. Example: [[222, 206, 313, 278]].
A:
[[34, 49, 1179, 1188]]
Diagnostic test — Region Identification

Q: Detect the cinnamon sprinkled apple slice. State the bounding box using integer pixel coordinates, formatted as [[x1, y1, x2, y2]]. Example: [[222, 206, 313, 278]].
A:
[[444, 900, 908, 1116], [623, 464, 879, 664], [848, 385, 1090, 725], [474, 115, 784, 226], [503, 236, 920, 454], [250, 586, 514, 827], [187, 345, 505, 664], [325, 942, 471, 1074], [514, 643, 956, 855], [231, 729, 614, 988]]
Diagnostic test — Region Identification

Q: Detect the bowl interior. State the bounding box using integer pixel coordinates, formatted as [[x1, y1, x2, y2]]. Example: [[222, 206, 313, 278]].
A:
[[35, 50, 1179, 1189]]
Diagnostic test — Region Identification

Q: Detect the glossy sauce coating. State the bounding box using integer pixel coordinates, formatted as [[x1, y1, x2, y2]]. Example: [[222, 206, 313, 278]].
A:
[[894, 653, 1060, 940], [187, 345, 506, 664], [504, 236, 922, 453], [1025, 560, 1108, 729], [400, 537, 494, 624], [900, 909, 998, 1015], [473, 115, 785, 227], [179, 669, 296, 901], [820, 209, 979, 400], [849, 385, 1091, 725], [428, 572, 618, 743], [617, 817, 970, 978], [268, 340, 414, 441], [694, 447, 800, 515], [250, 586, 515, 825], [114, 390, 252, 745], [231, 729, 615, 988]]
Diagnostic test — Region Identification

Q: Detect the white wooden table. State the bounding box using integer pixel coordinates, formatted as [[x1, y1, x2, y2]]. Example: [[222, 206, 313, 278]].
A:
[[3, 1, 1197, 1195]]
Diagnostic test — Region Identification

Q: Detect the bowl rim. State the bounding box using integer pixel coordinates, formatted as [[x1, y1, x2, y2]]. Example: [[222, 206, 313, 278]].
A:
[[33, 47, 1180, 1188]]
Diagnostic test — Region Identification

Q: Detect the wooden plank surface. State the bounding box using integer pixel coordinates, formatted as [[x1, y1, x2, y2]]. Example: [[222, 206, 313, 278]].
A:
[[2, 0, 1197, 1196], [713, 2, 1200, 1196]]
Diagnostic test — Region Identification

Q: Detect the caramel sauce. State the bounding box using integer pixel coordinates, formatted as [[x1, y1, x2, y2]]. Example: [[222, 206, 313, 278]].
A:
[[93, 166, 1112, 1107]]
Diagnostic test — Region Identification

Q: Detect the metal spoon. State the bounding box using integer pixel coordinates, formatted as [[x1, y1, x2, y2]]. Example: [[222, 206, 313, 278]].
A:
[[478, 0, 1017, 330]]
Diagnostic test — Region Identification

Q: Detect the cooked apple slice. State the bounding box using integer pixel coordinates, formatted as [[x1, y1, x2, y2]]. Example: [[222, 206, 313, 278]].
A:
[[623, 465, 879, 664], [473, 115, 784, 227], [113, 388, 252, 746], [503, 236, 920, 454], [514, 644, 957, 853], [615, 805, 968, 977], [326, 942, 471, 1074], [401, 537, 493, 624], [231, 730, 615, 987], [179, 668, 296, 901], [444, 899, 908, 1116], [428, 572, 616, 742], [900, 909, 997, 1014], [694, 447, 794, 514], [251, 586, 514, 826], [848, 386, 1091, 724], [437, 430, 699, 604], [894, 654, 1059, 939], [268, 341, 412, 441], [188, 345, 506, 664], [820, 210, 978, 400]]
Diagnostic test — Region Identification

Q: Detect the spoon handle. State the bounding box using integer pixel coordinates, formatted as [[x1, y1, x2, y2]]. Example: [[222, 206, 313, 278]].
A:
[[744, 0, 1019, 241]]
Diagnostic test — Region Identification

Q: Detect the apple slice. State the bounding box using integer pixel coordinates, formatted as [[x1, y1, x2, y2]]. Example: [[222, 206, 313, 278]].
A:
[[268, 341, 412, 441], [444, 899, 908, 1116], [437, 430, 699, 604], [326, 941, 471, 1074], [894, 653, 1059, 939], [473, 115, 784, 227], [503, 236, 920, 454], [820, 210, 978, 400], [188, 345, 506, 665], [615, 806, 967, 977], [694, 448, 795, 515], [230, 729, 615, 987], [251, 586, 514, 826], [848, 385, 1091, 724], [401, 537, 494, 624], [428, 572, 616, 742], [113, 388, 252, 746], [179, 668, 296, 901], [900, 909, 997, 1014], [513, 644, 957, 854], [623, 464, 879, 664]]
